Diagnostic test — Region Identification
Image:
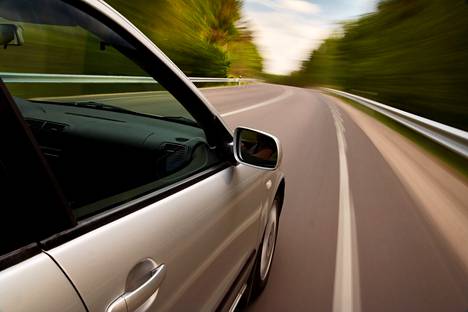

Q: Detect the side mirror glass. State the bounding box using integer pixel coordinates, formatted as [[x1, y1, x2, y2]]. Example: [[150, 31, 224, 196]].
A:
[[234, 127, 281, 170], [0, 24, 24, 49]]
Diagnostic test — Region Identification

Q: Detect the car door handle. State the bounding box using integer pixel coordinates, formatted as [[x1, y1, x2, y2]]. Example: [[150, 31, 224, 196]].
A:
[[107, 264, 167, 312]]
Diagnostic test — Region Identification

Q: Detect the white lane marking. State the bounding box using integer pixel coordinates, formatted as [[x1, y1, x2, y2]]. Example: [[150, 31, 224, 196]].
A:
[[329, 104, 361, 312], [220, 87, 293, 117]]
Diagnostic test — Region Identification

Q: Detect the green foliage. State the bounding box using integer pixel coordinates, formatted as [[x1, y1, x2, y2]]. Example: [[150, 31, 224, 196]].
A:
[[227, 25, 263, 77], [107, 0, 262, 77], [0, 0, 263, 99], [290, 0, 468, 130]]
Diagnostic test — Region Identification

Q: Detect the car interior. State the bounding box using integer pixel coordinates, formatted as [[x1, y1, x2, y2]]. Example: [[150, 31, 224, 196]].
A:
[[15, 97, 219, 218], [0, 1, 223, 219]]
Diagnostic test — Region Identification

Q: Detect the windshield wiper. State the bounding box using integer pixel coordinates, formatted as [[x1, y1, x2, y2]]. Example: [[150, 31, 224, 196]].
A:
[[73, 102, 199, 126], [158, 116, 199, 127], [30, 99, 133, 114], [69, 101, 134, 113], [29, 99, 199, 127]]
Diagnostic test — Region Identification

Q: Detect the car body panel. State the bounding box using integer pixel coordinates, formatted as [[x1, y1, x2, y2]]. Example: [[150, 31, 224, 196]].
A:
[[48, 165, 279, 311], [0, 253, 86, 312]]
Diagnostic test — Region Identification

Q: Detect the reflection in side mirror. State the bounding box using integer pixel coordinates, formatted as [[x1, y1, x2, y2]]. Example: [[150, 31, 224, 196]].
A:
[[234, 127, 281, 170], [0, 24, 24, 49]]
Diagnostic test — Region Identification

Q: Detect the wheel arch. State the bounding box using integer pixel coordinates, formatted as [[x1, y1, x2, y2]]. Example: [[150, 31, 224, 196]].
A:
[[275, 178, 286, 217]]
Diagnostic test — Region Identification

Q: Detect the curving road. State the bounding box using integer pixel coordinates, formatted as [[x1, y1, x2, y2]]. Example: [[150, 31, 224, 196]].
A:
[[201, 83, 468, 312], [50, 82, 468, 311]]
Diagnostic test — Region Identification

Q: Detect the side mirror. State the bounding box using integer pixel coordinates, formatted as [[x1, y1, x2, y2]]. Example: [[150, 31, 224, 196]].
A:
[[233, 127, 281, 170], [0, 24, 24, 49]]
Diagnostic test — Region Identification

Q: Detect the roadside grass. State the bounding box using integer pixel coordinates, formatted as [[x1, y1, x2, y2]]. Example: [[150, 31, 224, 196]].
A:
[[330, 94, 468, 179]]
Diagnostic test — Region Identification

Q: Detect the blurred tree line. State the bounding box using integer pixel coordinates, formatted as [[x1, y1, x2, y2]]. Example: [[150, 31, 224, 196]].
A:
[[285, 0, 468, 130], [107, 0, 263, 77], [0, 0, 263, 98]]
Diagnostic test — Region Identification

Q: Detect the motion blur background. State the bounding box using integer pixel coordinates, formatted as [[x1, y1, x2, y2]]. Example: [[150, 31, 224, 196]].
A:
[[1, 1, 466, 310], [107, 0, 263, 77], [106, 0, 467, 131]]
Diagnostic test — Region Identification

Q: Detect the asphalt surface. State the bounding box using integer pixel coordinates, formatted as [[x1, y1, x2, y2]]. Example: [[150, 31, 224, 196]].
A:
[[51, 83, 468, 311], [200, 84, 468, 312]]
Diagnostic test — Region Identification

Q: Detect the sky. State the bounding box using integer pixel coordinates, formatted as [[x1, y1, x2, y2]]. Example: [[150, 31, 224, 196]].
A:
[[243, 0, 379, 75]]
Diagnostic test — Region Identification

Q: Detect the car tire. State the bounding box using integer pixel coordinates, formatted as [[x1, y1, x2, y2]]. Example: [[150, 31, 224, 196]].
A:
[[249, 197, 280, 302]]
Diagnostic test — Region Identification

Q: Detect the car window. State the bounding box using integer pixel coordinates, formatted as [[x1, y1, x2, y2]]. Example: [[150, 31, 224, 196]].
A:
[[0, 158, 34, 255], [0, 1, 221, 219], [0, 159, 18, 255]]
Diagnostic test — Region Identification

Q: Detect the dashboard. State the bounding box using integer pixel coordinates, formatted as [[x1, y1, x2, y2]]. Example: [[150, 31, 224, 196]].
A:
[[15, 97, 217, 214]]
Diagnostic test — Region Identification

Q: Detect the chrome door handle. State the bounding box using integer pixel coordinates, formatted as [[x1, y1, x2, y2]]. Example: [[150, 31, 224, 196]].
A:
[[107, 264, 167, 312], [125, 264, 166, 311]]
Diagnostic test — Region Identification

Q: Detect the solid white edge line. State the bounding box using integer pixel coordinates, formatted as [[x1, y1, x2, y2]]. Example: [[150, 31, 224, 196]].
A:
[[220, 87, 293, 117], [330, 104, 361, 312]]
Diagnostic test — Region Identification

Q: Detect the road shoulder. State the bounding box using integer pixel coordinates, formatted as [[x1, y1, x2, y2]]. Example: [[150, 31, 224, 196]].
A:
[[330, 95, 468, 286]]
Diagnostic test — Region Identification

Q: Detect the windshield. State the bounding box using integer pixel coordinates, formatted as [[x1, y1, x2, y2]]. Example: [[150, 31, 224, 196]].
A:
[[0, 0, 196, 122]]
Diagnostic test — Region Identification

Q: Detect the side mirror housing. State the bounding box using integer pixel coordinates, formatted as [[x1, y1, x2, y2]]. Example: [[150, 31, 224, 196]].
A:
[[0, 24, 24, 49], [233, 127, 281, 170]]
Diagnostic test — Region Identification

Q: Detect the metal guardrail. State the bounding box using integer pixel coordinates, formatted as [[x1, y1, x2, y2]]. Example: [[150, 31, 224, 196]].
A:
[[190, 77, 257, 83], [9, 73, 463, 158], [324, 88, 468, 159], [0, 72, 257, 84]]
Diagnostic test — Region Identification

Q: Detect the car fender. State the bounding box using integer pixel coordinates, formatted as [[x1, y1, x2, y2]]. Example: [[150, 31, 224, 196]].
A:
[[256, 170, 285, 249]]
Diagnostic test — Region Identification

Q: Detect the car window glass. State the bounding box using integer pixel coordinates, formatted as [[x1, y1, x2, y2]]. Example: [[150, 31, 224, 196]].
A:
[[0, 159, 16, 255], [0, 158, 34, 255], [0, 1, 221, 219]]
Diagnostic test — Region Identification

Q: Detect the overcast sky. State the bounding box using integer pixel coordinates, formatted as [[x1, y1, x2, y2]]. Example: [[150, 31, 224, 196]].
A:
[[243, 0, 379, 75]]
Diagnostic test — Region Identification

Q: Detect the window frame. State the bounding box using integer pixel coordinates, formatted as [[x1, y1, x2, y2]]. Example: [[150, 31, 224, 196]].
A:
[[69, 0, 234, 149], [1, 0, 236, 251], [0, 80, 75, 269]]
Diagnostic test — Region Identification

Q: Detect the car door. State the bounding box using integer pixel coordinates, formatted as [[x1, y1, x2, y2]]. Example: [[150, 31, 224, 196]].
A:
[[0, 252, 87, 312], [0, 0, 272, 311], [47, 164, 268, 312], [0, 80, 86, 312]]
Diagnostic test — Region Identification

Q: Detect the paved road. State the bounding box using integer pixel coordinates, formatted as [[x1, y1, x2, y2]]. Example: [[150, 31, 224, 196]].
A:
[[51, 82, 468, 311], [200, 84, 468, 312]]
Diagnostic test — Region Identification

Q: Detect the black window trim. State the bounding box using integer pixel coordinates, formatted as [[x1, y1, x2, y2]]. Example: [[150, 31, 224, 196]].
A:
[[0, 80, 75, 270], [0, 243, 41, 271], [40, 161, 231, 250]]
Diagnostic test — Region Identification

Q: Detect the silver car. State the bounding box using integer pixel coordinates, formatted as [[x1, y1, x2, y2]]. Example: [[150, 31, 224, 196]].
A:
[[0, 0, 285, 311]]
